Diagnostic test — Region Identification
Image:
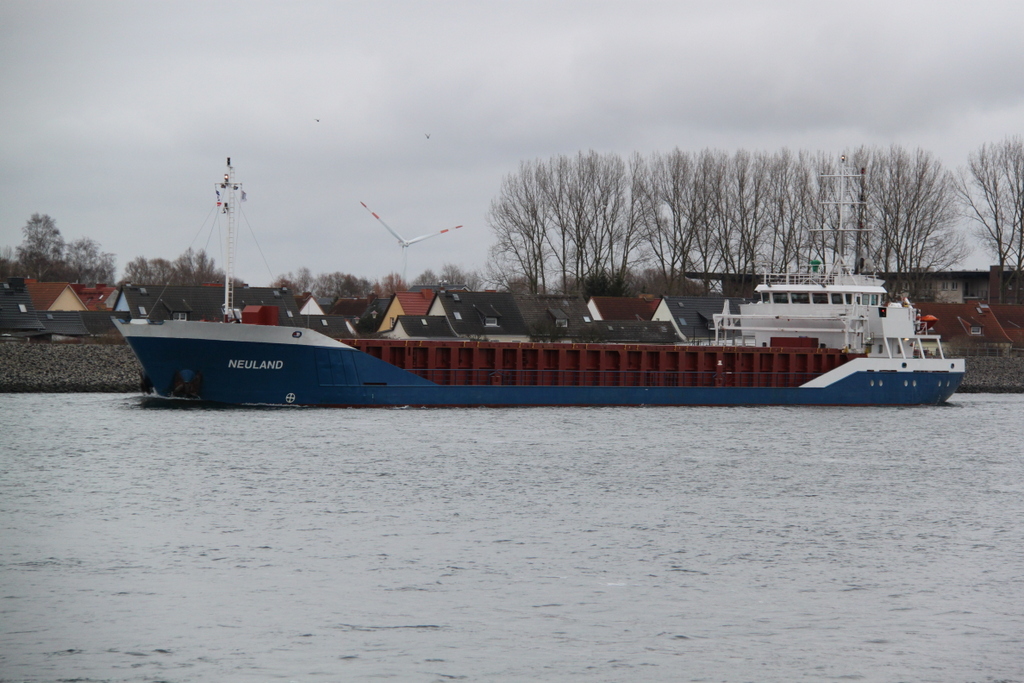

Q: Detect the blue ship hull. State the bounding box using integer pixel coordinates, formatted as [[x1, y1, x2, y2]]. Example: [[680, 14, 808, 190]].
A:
[[115, 320, 965, 407]]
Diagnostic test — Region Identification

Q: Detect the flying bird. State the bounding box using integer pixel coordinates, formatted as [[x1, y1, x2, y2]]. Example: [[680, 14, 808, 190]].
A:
[[425, 133, 430, 139]]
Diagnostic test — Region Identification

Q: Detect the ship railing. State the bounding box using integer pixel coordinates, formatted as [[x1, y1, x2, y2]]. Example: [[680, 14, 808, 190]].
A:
[[406, 367, 826, 389], [712, 310, 868, 347], [760, 271, 836, 286]]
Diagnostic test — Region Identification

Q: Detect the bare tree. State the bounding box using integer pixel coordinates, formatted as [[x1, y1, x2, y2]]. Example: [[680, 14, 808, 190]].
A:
[[487, 159, 552, 294], [271, 267, 315, 293], [438, 263, 483, 290], [956, 136, 1024, 302], [64, 237, 116, 284], [172, 248, 223, 286], [868, 145, 967, 298], [1, 245, 20, 280], [121, 256, 176, 285], [371, 272, 408, 297], [17, 214, 65, 280], [313, 271, 373, 299]]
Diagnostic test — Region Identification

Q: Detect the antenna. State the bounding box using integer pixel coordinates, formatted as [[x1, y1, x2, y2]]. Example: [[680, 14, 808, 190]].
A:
[[360, 201, 462, 282]]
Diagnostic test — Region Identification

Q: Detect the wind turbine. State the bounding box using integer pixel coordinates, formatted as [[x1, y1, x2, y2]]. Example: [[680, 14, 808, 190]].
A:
[[360, 201, 462, 282]]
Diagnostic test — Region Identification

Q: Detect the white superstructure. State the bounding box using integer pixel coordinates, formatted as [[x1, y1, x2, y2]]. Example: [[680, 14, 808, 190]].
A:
[[713, 261, 946, 359]]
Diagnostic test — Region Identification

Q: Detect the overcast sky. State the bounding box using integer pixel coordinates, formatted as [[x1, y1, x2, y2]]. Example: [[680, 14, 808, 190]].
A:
[[2, 1, 1022, 285]]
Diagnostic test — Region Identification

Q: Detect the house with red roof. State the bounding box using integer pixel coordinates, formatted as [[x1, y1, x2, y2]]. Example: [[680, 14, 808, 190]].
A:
[[587, 295, 661, 322], [70, 283, 117, 311], [377, 290, 437, 333], [985, 304, 1024, 352], [915, 302, 1013, 356], [24, 280, 87, 312]]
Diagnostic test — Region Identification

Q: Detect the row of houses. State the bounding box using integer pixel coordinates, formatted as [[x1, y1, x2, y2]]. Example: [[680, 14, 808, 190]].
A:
[[4, 276, 1024, 356]]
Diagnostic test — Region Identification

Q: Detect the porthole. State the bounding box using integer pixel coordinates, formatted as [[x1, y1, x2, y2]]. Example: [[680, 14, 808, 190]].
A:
[[912, 380, 917, 387], [904, 380, 908, 387], [879, 379, 883, 387], [870, 379, 874, 387]]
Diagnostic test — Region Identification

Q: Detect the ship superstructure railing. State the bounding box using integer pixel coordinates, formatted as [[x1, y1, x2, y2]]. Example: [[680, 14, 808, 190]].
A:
[[713, 308, 870, 349]]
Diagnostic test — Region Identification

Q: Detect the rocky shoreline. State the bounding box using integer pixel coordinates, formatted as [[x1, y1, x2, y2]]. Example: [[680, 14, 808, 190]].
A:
[[0, 342, 1021, 394]]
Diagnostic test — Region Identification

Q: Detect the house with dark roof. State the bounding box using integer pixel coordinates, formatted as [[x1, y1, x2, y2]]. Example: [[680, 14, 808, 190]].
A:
[[592, 319, 682, 344], [514, 294, 600, 342], [587, 296, 661, 322], [32, 310, 91, 340], [111, 284, 302, 325], [653, 296, 747, 342], [1, 278, 46, 336], [329, 297, 375, 317], [292, 313, 357, 338], [385, 315, 459, 339], [427, 290, 531, 341]]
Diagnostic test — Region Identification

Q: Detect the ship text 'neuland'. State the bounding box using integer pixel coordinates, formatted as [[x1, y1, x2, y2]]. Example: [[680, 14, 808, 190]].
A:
[[228, 359, 284, 370]]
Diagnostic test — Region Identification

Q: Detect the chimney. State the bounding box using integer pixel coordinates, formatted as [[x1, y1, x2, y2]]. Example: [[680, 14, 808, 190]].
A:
[[989, 265, 1003, 304]]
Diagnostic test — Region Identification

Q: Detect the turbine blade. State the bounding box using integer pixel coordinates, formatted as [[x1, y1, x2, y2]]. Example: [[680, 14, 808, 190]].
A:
[[360, 201, 408, 244], [406, 225, 463, 245]]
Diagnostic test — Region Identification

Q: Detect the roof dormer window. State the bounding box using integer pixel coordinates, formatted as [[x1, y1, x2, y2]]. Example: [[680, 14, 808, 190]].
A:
[[970, 325, 982, 335]]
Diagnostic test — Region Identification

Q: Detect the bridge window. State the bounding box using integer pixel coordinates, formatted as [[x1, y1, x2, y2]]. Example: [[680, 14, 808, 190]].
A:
[[791, 293, 810, 304], [772, 292, 789, 304], [811, 293, 829, 304]]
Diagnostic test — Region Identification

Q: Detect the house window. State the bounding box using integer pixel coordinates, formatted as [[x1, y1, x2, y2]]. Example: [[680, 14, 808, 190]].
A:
[[18, 304, 28, 313], [484, 317, 498, 327], [555, 318, 568, 328], [454, 311, 462, 320], [952, 282, 958, 291], [138, 306, 147, 316], [583, 316, 592, 323], [941, 281, 949, 291], [970, 326, 982, 335], [286, 310, 294, 317], [173, 312, 188, 321], [321, 319, 328, 326]]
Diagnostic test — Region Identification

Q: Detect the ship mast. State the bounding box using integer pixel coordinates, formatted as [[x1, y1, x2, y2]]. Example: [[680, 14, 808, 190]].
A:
[[817, 155, 868, 273], [217, 157, 242, 321]]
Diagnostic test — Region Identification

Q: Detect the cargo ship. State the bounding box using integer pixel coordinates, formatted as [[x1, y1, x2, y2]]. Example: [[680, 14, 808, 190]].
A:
[[115, 160, 964, 406]]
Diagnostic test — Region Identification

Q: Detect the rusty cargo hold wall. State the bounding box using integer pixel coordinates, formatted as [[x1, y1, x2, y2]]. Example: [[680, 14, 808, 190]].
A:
[[338, 339, 861, 389]]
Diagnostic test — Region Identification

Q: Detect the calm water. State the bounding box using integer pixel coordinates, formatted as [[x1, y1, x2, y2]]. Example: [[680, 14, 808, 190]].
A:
[[1, 393, 1022, 683]]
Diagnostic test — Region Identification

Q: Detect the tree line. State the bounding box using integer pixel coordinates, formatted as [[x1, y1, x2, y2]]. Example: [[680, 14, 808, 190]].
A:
[[1, 214, 117, 284], [270, 262, 483, 300], [486, 144, 993, 299], [8, 138, 1024, 303]]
